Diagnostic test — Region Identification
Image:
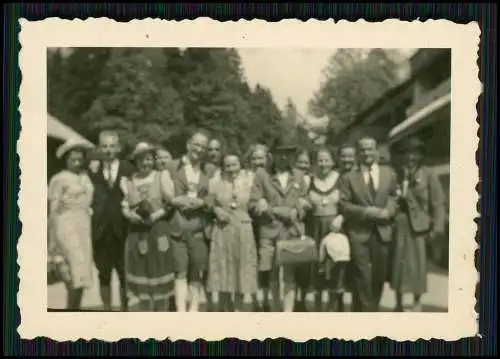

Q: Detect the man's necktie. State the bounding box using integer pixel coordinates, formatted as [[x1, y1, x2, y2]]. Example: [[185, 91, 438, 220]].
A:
[[368, 168, 377, 199], [105, 163, 114, 188]]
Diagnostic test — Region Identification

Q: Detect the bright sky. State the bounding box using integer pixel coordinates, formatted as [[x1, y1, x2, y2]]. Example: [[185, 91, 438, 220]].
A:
[[57, 47, 416, 125], [238, 48, 333, 119], [238, 48, 418, 123]]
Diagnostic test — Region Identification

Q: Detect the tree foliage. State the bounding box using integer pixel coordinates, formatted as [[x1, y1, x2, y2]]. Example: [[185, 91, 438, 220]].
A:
[[308, 48, 404, 141], [47, 47, 303, 157]]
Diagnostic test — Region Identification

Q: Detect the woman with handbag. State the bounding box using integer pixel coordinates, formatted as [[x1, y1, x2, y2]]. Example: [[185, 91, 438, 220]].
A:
[[206, 153, 259, 312], [291, 148, 314, 312], [250, 144, 312, 312], [121, 142, 176, 311], [306, 147, 347, 311], [47, 139, 95, 310]]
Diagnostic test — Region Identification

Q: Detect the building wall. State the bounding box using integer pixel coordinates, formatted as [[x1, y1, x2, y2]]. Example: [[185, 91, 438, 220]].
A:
[[410, 50, 451, 109]]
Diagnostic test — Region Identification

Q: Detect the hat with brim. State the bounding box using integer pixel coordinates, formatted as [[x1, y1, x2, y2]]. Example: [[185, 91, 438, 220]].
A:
[[129, 142, 156, 161], [56, 138, 94, 160], [273, 143, 297, 155], [398, 136, 425, 153]]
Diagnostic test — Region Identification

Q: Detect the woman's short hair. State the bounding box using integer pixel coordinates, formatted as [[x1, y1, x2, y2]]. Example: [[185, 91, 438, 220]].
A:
[[243, 143, 272, 169], [313, 145, 335, 161], [295, 147, 311, 161]]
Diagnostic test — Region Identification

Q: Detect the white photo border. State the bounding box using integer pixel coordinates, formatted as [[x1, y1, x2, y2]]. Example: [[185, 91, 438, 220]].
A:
[[17, 18, 480, 341]]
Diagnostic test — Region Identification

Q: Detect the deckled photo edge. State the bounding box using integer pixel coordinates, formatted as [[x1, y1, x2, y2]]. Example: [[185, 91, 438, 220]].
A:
[[17, 18, 480, 342]]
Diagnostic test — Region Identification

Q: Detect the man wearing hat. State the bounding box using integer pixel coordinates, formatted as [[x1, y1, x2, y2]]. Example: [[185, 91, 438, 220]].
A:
[[337, 136, 399, 312], [89, 130, 134, 311], [389, 136, 446, 312], [249, 141, 311, 312]]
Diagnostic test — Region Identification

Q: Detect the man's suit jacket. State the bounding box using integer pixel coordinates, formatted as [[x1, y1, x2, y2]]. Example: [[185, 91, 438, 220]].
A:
[[249, 167, 309, 241], [399, 166, 446, 235], [338, 164, 398, 243], [89, 159, 134, 241], [164, 158, 211, 239]]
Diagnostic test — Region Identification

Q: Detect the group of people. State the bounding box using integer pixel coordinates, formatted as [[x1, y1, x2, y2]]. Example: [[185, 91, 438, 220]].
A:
[[47, 127, 446, 313]]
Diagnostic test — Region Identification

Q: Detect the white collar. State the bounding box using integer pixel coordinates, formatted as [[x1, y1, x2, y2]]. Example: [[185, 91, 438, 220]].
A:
[[103, 158, 119, 168], [314, 170, 339, 189], [361, 162, 379, 173], [182, 155, 200, 170]]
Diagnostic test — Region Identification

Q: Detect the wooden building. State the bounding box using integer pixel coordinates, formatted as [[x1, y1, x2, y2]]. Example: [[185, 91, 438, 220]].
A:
[[332, 48, 452, 267]]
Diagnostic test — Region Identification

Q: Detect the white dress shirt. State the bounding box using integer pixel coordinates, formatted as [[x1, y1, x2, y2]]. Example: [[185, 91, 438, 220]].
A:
[[276, 172, 289, 190], [103, 159, 120, 186], [361, 162, 380, 190], [182, 156, 201, 185]]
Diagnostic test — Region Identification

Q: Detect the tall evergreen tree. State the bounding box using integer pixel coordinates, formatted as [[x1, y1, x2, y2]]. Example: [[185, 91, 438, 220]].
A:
[[83, 48, 184, 151], [47, 47, 295, 157], [308, 48, 403, 143], [60, 48, 112, 136]]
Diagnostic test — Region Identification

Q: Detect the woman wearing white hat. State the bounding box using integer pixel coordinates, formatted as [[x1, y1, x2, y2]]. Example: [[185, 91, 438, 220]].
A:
[[48, 138, 95, 310], [121, 142, 177, 311]]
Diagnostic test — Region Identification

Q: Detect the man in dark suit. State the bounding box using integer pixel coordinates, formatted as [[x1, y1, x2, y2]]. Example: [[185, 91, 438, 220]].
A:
[[89, 130, 134, 311], [338, 136, 398, 312]]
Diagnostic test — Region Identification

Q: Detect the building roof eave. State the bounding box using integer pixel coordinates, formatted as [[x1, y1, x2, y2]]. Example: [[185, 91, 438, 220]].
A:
[[388, 93, 451, 145]]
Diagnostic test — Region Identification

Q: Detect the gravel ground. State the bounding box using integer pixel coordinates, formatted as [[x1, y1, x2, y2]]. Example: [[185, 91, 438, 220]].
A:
[[48, 263, 448, 312]]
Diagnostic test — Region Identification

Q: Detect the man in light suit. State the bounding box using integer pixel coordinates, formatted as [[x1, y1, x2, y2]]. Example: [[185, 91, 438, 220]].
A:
[[338, 136, 398, 312]]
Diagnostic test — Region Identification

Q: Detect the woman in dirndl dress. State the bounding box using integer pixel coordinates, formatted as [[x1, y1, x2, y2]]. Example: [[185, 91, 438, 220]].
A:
[[121, 142, 176, 311], [47, 139, 94, 310], [306, 147, 347, 312], [206, 153, 259, 311]]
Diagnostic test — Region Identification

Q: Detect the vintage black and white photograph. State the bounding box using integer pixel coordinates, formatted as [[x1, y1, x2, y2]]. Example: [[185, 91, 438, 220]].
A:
[[45, 46, 452, 314], [18, 19, 479, 341]]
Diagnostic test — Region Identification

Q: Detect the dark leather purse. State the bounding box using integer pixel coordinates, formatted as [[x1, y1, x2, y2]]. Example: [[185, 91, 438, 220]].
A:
[[135, 199, 154, 220], [275, 222, 318, 266]]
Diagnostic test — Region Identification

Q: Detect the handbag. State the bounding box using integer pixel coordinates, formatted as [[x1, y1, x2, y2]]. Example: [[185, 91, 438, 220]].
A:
[[47, 253, 71, 285], [135, 199, 154, 220], [47, 218, 69, 285], [275, 222, 318, 266]]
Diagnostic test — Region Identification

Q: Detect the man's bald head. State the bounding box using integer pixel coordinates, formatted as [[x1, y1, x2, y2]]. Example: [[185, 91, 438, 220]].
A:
[[357, 136, 377, 149]]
